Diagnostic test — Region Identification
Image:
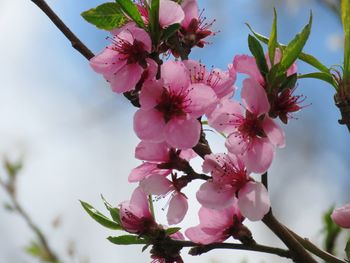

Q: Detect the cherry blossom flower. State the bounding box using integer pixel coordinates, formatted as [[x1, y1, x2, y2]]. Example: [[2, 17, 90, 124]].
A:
[[119, 187, 156, 234], [233, 51, 304, 123], [90, 23, 156, 93], [185, 200, 249, 244], [208, 79, 285, 173], [135, 0, 185, 28], [196, 153, 270, 221], [331, 203, 350, 228], [179, 0, 215, 48], [184, 60, 236, 100], [134, 60, 217, 149]]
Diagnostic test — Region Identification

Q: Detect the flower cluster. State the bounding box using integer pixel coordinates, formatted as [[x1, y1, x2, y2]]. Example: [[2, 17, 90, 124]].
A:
[[87, 0, 309, 261]]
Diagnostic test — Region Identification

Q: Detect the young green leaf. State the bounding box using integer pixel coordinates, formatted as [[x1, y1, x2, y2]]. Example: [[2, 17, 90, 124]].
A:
[[246, 22, 330, 73], [341, 0, 350, 78], [81, 3, 127, 30], [322, 206, 341, 254], [101, 194, 121, 224], [80, 200, 122, 230], [280, 73, 297, 91], [161, 23, 181, 41], [116, 0, 145, 28], [108, 235, 148, 245], [280, 12, 313, 73], [149, 0, 160, 42], [248, 35, 269, 77], [346, 238, 350, 261], [298, 72, 336, 88], [165, 227, 181, 236], [268, 8, 278, 66]]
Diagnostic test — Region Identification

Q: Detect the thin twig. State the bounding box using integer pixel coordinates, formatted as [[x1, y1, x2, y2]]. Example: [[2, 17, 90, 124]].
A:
[[285, 226, 347, 263], [31, 0, 94, 60], [166, 239, 293, 259], [262, 211, 317, 263]]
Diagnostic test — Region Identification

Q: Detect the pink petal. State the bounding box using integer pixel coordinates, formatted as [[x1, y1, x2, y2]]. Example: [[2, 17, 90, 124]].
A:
[[181, 0, 198, 28], [133, 109, 166, 143], [198, 206, 234, 229], [130, 186, 152, 218], [179, 149, 197, 160], [185, 226, 226, 244], [244, 138, 275, 174], [90, 48, 125, 75], [225, 133, 248, 155], [233, 55, 265, 85], [162, 61, 190, 92], [159, 0, 185, 28], [167, 193, 189, 225], [164, 117, 200, 149], [196, 181, 236, 209], [140, 174, 173, 195], [331, 204, 350, 228], [208, 99, 243, 134], [261, 117, 286, 148], [128, 162, 162, 182], [135, 141, 170, 162], [130, 27, 152, 52], [108, 63, 143, 93], [139, 79, 164, 110], [238, 182, 270, 221], [186, 83, 217, 118], [241, 78, 270, 116]]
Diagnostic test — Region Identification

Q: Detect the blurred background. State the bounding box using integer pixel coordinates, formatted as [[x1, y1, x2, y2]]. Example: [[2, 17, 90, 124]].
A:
[[0, 0, 349, 262]]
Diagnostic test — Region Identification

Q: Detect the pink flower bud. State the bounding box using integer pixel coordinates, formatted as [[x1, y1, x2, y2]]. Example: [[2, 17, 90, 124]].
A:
[[331, 204, 350, 228]]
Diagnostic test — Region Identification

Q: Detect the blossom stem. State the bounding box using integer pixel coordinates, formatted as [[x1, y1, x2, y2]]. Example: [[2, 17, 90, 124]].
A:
[[285, 226, 348, 263], [166, 240, 293, 259], [262, 171, 268, 190], [31, 0, 94, 60], [0, 177, 60, 263], [262, 211, 317, 263]]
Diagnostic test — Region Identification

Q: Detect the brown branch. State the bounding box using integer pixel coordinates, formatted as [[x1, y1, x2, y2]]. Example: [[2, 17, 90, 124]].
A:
[[31, 0, 94, 60], [262, 211, 317, 263], [285, 226, 347, 263], [166, 239, 293, 259]]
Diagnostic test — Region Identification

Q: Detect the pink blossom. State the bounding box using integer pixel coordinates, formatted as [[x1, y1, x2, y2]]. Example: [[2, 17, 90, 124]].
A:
[[331, 203, 350, 228], [119, 187, 156, 234], [136, 0, 184, 28], [208, 79, 285, 173], [134, 61, 217, 149], [196, 153, 270, 221], [184, 60, 237, 100], [185, 201, 245, 244], [90, 23, 155, 93]]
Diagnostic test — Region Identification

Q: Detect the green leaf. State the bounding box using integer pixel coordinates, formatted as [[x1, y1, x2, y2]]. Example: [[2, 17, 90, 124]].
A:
[[149, 0, 160, 43], [268, 8, 278, 66], [108, 235, 147, 245], [246, 23, 329, 73], [81, 3, 127, 30], [346, 238, 350, 261], [341, 0, 350, 78], [162, 23, 181, 41], [280, 73, 297, 91], [322, 206, 342, 254], [80, 200, 122, 230], [165, 227, 181, 236], [4, 158, 22, 178], [101, 195, 121, 224], [116, 0, 145, 28], [280, 12, 312, 73], [248, 35, 269, 77], [298, 72, 336, 87]]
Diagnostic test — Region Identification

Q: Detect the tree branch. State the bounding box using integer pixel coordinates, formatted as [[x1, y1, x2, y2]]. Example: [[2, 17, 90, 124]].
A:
[[31, 0, 94, 60], [166, 239, 293, 259], [285, 226, 347, 263], [262, 211, 317, 263]]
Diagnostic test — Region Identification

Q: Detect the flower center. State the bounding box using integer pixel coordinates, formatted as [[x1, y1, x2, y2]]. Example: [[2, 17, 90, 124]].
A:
[[238, 111, 266, 139], [112, 37, 148, 66], [155, 88, 190, 122]]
